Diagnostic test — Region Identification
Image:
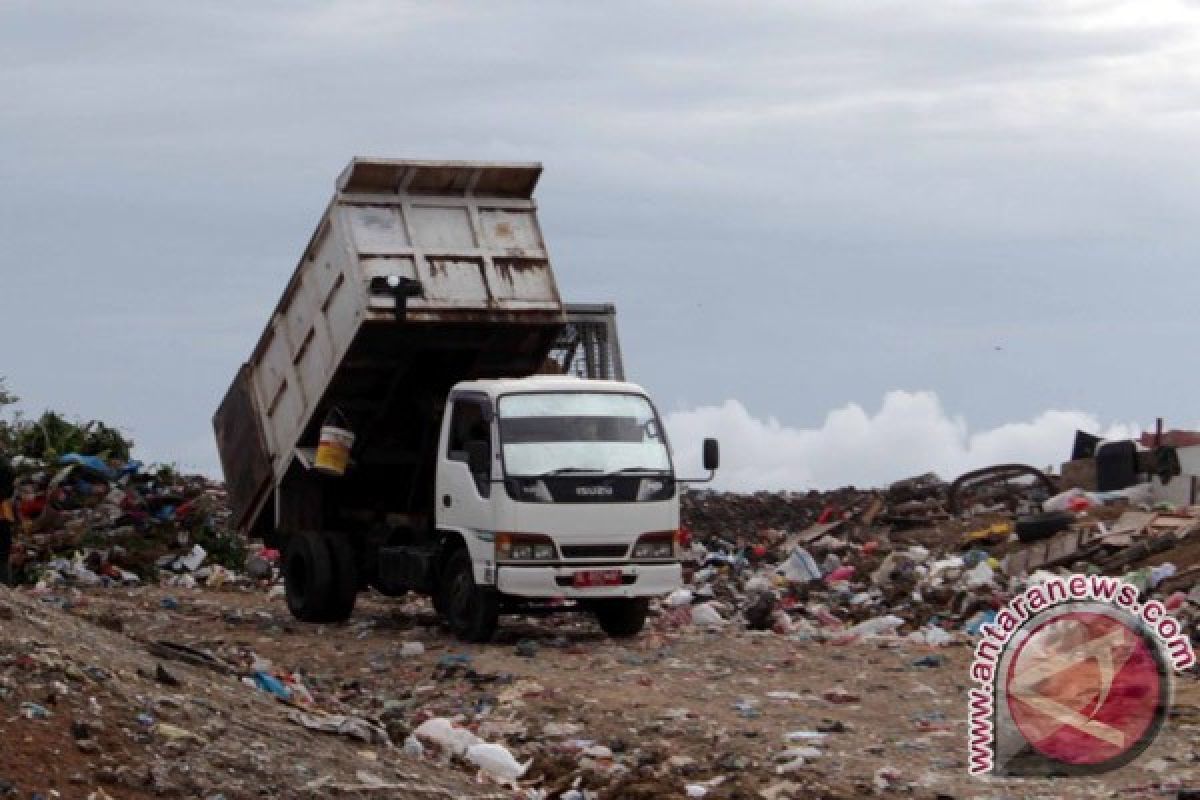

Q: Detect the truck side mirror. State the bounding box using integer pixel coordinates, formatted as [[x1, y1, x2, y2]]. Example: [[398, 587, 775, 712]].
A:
[[703, 438, 720, 472], [465, 440, 491, 476]]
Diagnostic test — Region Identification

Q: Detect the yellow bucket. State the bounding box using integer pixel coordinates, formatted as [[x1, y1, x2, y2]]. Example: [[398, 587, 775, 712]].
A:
[[314, 425, 355, 476]]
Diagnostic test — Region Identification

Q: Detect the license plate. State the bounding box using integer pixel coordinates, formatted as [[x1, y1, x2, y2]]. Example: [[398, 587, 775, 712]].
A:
[[573, 569, 623, 588]]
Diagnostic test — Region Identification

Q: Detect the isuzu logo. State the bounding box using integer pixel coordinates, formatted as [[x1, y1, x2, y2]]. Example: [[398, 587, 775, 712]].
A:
[[576, 485, 614, 497]]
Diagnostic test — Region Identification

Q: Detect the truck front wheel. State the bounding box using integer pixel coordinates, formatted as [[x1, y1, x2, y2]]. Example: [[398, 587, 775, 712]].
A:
[[441, 549, 498, 643], [284, 530, 333, 623], [593, 598, 649, 638]]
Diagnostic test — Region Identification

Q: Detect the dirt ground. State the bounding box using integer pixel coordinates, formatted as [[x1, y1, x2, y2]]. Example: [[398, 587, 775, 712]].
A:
[[1, 585, 1197, 799]]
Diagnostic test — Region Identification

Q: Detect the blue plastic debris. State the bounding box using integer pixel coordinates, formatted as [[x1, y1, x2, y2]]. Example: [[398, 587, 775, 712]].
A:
[[58, 453, 115, 479], [253, 671, 293, 701], [965, 609, 997, 636], [911, 654, 945, 668]]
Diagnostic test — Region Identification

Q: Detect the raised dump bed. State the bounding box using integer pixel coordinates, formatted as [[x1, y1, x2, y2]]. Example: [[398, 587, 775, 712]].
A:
[[215, 159, 567, 537]]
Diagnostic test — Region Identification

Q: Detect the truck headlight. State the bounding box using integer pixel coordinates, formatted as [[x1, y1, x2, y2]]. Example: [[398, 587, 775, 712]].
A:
[[636, 478, 675, 502], [633, 531, 677, 560], [495, 533, 558, 562], [505, 478, 554, 503]]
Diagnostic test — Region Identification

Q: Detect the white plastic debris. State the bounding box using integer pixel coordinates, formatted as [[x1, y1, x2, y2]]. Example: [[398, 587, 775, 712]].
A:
[[176, 544, 207, 572], [399, 642, 425, 657], [690, 602, 727, 627], [665, 588, 694, 607], [846, 614, 904, 638], [905, 545, 930, 562], [465, 741, 530, 783], [780, 547, 821, 582], [964, 561, 995, 589], [778, 746, 822, 760], [402, 735, 424, 758], [414, 717, 483, 756], [775, 756, 807, 774], [1044, 488, 1088, 513], [908, 626, 952, 647], [745, 573, 772, 593], [1150, 563, 1177, 588], [582, 744, 613, 759]]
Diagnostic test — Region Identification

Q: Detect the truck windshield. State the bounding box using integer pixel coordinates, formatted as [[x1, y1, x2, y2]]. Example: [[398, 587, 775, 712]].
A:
[[498, 392, 671, 477]]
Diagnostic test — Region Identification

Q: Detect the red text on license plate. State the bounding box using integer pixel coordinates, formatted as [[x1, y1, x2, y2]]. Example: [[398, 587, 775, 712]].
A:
[[573, 569, 622, 588]]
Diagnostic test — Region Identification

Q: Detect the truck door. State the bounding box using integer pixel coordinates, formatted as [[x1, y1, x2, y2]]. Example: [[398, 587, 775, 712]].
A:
[[437, 394, 496, 535]]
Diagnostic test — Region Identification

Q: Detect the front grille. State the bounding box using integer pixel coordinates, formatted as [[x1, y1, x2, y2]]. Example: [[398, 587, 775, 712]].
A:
[[560, 544, 629, 559]]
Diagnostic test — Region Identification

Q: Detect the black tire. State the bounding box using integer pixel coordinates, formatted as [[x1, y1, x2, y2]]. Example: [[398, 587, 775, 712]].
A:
[[320, 532, 358, 623], [284, 531, 333, 622], [594, 598, 649, 638], [1015, 511, 1074, 543], [442, 549, 498, 643]]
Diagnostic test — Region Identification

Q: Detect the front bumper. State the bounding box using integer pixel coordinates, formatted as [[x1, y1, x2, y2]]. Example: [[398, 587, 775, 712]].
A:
[[495, 562, 682, 598]]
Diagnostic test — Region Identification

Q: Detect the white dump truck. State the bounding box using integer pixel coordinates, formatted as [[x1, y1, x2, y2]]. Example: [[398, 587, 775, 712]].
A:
[[214, 158, 718, 641]]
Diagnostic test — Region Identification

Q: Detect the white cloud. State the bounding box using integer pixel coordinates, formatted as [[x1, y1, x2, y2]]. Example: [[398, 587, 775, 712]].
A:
[[665, 390, 1140, 491]]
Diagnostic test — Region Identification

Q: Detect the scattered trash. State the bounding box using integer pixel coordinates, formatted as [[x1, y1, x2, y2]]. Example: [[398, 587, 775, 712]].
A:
[[464, 741, 530, 783], [2, 430, 1199, 797], [252, 670, 292, 701], [690, 602, 727, 627], [20, 702, 50, 720], [288, 710, 389, 745]]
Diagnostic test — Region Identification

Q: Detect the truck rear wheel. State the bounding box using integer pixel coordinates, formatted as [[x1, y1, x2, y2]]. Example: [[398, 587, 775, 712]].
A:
[[594, 598, 649, 638], [442, 549, 498, 643], [320, 532, 358, 623], [284, 530, 333, 623]]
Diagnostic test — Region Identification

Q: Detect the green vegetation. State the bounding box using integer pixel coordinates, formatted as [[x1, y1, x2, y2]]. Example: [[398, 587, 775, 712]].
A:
[[0, 378, 134, 462]]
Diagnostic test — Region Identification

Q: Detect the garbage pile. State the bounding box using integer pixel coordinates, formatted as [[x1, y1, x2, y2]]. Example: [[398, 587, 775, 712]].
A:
[[677, 436, 1200, 649], [6, 453, 263, 589], [0, 588, 494, 799]]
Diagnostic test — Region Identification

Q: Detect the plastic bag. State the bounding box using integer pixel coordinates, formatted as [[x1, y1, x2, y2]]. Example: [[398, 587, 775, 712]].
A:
[[780, 547, 821, 583], [691, 602, 727, 627], [964, 562, 995, 589], [665, 588, 694, 607], [414, 717, 482, 756], [846, 614, 903, 638], [465, 741, 530, 782], [1044, 488, 1088, 513]]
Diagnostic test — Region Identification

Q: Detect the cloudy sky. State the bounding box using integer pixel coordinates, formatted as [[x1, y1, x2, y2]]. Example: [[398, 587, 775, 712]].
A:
[[4, 0, 1199, 488]]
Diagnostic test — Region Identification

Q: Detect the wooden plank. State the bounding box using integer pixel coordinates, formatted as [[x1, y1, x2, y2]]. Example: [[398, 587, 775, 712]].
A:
[[783, 519, 843, 551], [1108, 511, 1156, 538]]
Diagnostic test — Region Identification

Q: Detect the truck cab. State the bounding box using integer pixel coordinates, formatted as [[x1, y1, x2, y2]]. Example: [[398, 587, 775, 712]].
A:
[[432, 376, 695, 639]]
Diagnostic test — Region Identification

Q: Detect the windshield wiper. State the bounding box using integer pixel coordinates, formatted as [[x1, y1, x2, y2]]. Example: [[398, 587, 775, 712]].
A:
[[535, 467, 605, 477], [607, 467, 669, 475]]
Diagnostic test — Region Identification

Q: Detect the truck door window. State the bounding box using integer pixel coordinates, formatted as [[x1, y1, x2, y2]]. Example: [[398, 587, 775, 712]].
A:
[[447, 399, 491, 497]]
